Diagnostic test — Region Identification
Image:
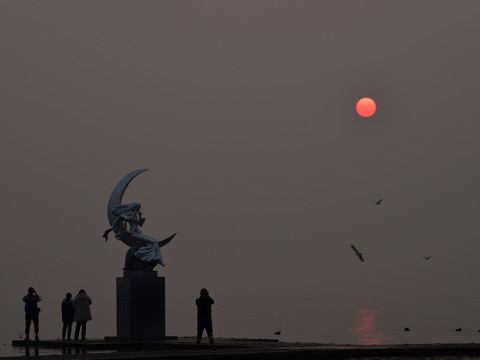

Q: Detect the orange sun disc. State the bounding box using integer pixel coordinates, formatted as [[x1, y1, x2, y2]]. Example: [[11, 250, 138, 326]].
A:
[[356, 97, 376, 117]]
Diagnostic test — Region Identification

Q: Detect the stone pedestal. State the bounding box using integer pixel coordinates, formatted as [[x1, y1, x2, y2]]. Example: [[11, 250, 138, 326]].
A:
[[115, 270, 173, 340]]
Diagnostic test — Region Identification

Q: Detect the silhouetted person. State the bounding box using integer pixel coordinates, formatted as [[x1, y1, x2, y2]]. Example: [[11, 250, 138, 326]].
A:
[[73, 289, 92, 341], [23, 287, 42, 341], [195, 288, 215, 351], [61, 292, 74, 340]]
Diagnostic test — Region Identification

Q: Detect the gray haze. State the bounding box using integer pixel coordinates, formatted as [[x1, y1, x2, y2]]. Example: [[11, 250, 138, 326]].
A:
[[1, 0, 480, 349]]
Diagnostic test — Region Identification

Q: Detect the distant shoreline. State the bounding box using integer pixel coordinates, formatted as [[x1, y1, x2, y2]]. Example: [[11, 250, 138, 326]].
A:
[[7, 337, 480, 359]]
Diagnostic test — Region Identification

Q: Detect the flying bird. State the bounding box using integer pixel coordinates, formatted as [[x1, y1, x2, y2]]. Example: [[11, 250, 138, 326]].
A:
[[274, 331, 281, 335], [404, 327, 410, 332], [351, 245, 364, 262], [423, 256, 432, 260], [455, 328, 462, 332], [373, 198, 383, 205]]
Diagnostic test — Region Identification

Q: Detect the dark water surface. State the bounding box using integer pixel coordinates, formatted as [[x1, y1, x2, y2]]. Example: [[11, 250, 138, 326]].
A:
[[1, 345, 115, 358]]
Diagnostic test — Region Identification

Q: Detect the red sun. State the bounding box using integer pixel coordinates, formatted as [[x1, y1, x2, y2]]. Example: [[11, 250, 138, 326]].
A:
[[356, 97, 376, 117]]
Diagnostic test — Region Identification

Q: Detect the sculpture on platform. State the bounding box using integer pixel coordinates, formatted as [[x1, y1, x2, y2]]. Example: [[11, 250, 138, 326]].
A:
[[103, 169, 176, 271]]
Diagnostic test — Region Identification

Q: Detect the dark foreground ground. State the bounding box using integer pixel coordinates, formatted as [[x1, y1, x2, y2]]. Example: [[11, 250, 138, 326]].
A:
[[10, 337, 480, 359]]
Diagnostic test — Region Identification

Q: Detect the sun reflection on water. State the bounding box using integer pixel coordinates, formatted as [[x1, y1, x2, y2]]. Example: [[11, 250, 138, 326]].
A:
[[350, 308, 393, 345]]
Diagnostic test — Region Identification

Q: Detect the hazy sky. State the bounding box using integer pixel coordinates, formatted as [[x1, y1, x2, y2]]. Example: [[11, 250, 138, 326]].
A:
[[1, 0, 480, 348]]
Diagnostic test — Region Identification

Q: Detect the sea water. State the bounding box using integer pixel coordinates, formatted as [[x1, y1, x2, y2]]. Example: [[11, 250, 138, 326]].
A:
[[0, 343, 116, 358]]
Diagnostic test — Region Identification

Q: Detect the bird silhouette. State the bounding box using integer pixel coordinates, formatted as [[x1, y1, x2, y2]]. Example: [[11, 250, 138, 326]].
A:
[[423, 256, 432, 260], [455, 328, 462, 332], [351, 245, 364, 262], [373, 198, 383, 205], [274, 331, 281, 335], [404, 327, 410, 332]]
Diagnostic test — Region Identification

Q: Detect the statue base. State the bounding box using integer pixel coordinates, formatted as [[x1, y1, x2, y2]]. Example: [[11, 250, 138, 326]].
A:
[[112, 270, 176, 340]]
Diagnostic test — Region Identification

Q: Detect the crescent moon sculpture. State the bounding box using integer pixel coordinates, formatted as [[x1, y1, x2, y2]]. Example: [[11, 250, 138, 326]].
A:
[[103, 169, 176, 271]]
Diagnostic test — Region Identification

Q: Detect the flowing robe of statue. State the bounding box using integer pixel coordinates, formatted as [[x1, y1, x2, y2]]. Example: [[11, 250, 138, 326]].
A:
[[103, 202, 165, 267]]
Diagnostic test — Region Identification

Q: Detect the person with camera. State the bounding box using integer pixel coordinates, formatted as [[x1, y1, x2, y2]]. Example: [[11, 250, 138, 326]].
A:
[[23, 287, 42, 341], [195, 288, 216, 351]]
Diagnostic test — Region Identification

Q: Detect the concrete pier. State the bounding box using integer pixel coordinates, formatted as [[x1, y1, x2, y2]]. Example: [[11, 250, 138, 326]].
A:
[[10, 337, 480, 360]]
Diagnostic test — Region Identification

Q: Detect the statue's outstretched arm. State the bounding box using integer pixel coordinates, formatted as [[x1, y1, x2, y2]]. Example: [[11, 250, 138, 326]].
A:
[[103, 216, 123, 241], [103, 228, 112, 241]]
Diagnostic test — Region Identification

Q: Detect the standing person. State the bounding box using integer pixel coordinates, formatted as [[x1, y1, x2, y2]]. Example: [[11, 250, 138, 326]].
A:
[[195, 288, 215, 351], [61, 293, 74, 341], [23, 287, 42, 341], [73, 289, 92, 341]]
